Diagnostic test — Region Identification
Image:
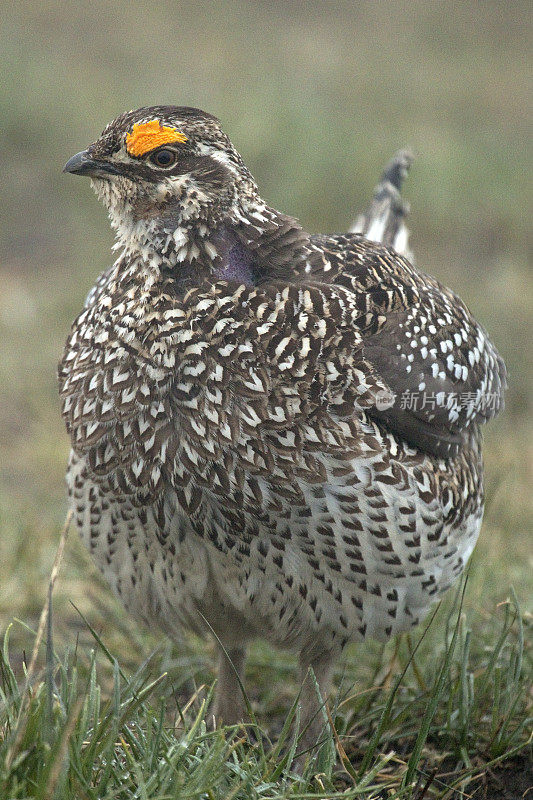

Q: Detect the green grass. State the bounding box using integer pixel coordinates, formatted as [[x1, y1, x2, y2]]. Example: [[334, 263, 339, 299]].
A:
[[0, 535, 531, 799]]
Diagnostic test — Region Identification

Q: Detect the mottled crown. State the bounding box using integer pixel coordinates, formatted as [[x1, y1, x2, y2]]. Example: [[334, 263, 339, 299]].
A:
[[91, 105, 229, 158]]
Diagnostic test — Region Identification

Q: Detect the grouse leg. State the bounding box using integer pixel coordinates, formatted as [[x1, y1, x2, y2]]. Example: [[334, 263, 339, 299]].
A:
[[212, 644, 247, 726], [296, 647, 338, 764]]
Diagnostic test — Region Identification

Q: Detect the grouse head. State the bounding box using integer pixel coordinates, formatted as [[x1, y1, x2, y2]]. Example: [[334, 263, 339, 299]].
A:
[[64, 106, 261, 259]]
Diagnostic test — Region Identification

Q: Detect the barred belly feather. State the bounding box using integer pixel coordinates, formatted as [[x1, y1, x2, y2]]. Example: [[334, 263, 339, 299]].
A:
[[61, 263, 485, 650]]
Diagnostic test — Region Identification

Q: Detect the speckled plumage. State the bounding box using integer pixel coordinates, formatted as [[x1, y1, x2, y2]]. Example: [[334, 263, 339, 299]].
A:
[[59, 107, 506, 749]]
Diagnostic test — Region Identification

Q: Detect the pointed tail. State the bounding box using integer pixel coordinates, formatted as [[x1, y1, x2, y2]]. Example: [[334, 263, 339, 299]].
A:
[[351, 149, 414, 261]]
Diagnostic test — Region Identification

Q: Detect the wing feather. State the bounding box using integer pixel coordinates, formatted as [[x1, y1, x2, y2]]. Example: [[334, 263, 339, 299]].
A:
[[305, 236, 506, 457]]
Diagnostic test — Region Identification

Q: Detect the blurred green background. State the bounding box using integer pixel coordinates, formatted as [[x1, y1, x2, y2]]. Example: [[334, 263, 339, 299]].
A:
[[0, 1, 531, 665]]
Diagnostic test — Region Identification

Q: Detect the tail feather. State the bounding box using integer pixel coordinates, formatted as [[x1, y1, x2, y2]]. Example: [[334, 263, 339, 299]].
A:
[[351, 149, 414, 261]]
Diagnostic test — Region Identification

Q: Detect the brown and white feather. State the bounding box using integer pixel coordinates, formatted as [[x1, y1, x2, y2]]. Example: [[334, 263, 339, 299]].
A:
[[59, 107, 506, 744]]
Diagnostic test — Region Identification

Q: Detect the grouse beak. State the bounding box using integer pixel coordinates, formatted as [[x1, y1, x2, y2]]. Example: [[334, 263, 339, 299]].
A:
[[63, 150, 120, 177]]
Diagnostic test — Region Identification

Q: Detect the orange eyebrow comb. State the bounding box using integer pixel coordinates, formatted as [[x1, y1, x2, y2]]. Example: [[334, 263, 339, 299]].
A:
[[126, 120, 187, 157]]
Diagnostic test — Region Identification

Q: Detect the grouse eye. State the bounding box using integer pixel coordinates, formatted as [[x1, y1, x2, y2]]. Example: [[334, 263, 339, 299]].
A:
[[150, 148, 177, 168]]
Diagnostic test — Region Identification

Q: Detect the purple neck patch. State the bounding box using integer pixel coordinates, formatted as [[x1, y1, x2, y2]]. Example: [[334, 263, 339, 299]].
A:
[[213, 237, 256, 286]]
